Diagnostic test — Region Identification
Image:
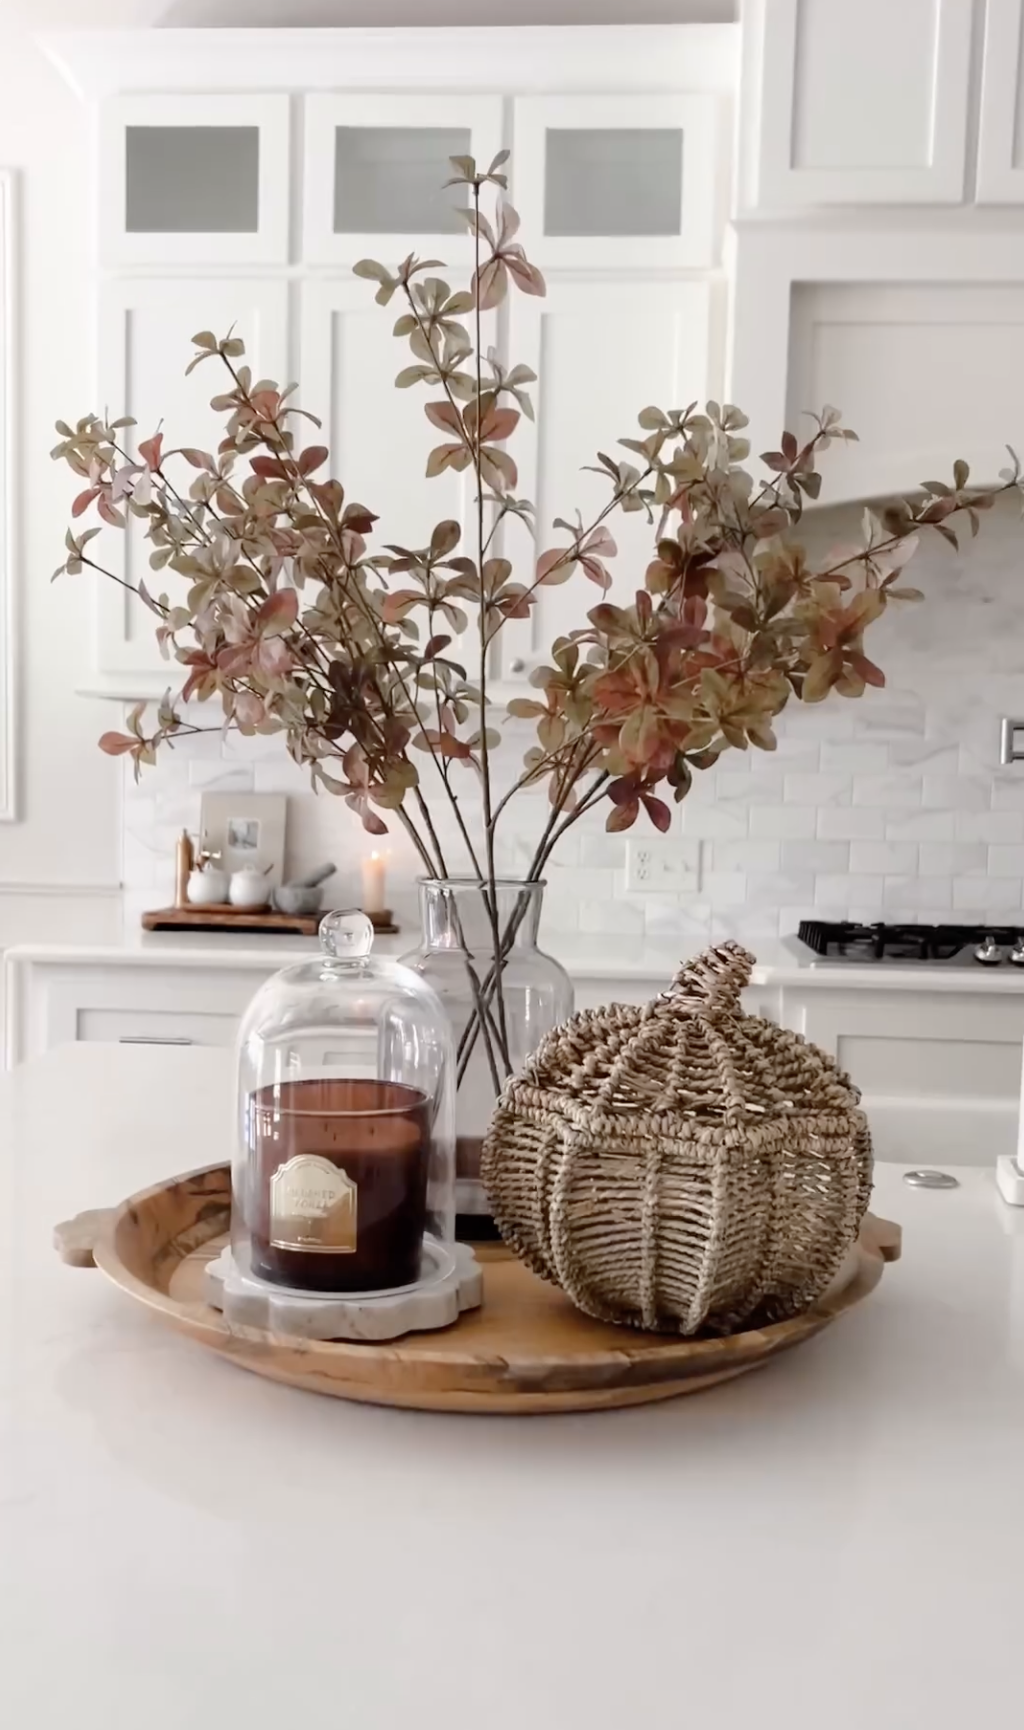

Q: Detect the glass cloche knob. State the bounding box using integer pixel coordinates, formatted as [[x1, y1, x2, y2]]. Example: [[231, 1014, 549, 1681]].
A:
[[319, 908, 374, 961]]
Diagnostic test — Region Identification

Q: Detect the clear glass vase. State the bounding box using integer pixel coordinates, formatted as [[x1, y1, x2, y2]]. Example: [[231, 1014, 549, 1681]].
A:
[[401, 878, 573, 1223]]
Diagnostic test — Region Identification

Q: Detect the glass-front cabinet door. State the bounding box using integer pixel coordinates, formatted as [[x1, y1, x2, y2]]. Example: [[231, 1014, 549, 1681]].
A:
[[99, 94, 291, 266], [511, 93, 719, 268], [302, 93, 504, 263]]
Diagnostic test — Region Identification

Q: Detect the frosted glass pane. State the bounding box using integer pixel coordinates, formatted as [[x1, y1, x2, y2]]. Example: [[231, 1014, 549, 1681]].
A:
[[544, 129, 683, 237], [126, 126, 259, 233], [333, 127, 471, 233]]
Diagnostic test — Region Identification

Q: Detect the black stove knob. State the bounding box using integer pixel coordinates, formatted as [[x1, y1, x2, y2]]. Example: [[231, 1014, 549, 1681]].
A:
[[975, 934, 1003, 966]]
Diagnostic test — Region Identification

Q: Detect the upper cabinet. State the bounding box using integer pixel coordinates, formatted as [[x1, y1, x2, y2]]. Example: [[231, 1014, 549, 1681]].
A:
[[512, 94, 721, 269], [744, 0, 973, 208], [302, 94, 504, 265], [978, 0, 1024, 199], [99, 94, 291, 266], [43, 24, 736, 699]]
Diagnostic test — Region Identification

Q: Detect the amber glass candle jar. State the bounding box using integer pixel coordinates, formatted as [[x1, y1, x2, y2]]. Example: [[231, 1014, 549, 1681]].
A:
[[233, 912, 455, 1298]]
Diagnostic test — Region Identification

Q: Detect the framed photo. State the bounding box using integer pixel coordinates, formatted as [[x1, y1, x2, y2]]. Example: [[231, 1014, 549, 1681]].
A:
[[199, 792, 287, 886]]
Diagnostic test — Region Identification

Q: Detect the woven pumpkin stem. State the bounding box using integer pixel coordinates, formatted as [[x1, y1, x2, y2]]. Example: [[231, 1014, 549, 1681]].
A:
[[668, 942, 754, 1019]]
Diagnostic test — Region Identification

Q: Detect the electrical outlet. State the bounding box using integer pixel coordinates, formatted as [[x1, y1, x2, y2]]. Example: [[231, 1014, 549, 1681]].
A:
[[625, 837, 701, 893]]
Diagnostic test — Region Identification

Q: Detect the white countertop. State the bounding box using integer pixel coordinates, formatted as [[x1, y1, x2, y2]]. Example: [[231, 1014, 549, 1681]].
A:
[[2, 1043, 1023, 1728], [11, 921, 1024, 990]]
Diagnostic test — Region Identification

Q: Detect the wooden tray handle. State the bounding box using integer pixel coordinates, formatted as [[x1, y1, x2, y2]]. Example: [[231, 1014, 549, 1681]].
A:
[[54, 1208, 115, 1268], [862, 1212, 902, 1263]]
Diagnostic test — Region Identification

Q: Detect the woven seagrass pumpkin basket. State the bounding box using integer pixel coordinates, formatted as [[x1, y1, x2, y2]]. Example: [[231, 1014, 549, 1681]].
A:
[[481, 941, 873, 1337]]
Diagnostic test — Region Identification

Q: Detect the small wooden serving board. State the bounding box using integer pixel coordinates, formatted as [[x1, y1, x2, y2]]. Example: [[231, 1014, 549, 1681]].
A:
[[55, 1164, 900, 1416], [142, 905, 322, 936]]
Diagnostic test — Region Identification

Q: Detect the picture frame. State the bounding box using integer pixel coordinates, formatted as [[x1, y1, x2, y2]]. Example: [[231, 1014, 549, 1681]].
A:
[[199, 792, 287, 886]]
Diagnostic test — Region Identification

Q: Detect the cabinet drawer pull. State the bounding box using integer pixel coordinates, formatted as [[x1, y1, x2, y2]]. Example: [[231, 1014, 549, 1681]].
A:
[[118, 1035, 195, 1046]]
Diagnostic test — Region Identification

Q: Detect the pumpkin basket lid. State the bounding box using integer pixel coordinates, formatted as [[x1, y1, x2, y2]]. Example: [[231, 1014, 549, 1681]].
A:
[[516, 940, 860, 1127]]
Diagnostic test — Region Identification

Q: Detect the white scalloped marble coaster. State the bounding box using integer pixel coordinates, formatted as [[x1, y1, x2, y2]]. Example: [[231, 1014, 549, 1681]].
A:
[[204, 1242, 482, 1342]]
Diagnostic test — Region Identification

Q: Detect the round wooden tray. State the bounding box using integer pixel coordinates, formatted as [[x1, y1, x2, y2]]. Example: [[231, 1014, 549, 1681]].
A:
[[55, 1164, 901, 1415]]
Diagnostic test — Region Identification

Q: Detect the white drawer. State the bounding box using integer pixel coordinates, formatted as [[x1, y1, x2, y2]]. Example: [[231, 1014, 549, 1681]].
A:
[[77, 1007, 238, 1047]]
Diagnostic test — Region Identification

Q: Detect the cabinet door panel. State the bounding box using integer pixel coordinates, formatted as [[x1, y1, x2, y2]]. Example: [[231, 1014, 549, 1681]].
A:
[[751, 0, 971, 206], [300, 277, 473, 557], [788, 283, 1024, 501], [978, 0, 1024, 202], [100, 94, 290, 266], [299, 280, 500, 674], [303, 94, 504, 265], [498, 276, 715, 687], [95, 278, 289, 682], [513, 94, 719, 268]]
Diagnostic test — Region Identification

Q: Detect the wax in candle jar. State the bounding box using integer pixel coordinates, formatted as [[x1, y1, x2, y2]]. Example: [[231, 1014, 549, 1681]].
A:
[[248, 1078, 431, 1293], [361, 850, 386, 914]]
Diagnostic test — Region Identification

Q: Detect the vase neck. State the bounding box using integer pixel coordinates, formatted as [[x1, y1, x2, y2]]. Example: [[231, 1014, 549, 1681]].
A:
[[418, 879, 544, 952]]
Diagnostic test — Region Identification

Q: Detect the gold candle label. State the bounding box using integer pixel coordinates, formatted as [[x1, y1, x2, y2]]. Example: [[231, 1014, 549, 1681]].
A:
[[269, 1155, 357, 1253]]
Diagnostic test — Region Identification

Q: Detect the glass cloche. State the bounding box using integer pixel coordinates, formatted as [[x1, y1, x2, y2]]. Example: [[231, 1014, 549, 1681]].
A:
[[233, 910, 455, 1299]]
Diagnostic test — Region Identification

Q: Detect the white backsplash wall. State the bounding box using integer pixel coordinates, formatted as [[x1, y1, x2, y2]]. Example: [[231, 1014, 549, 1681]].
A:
[[121, 490, 1024, 944]]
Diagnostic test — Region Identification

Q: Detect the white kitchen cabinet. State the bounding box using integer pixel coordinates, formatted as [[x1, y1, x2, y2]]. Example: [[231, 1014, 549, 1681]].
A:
[[302, 94, 504, 266], [780, 981, 1024, 1166], [727, 220, 1024, 491], [978, 0, 1024, 201], [0, 169, 14, 824], [298, 277, 483, 564], [745, 0, 973, 209], [44, 25, 735, 700], [93, 276, 289, 688], [512, 94, 721, 269], [99, 93, 291, 267], [498, 275, 718, 688], [787, 282, 1024, 501], [4, 953, 291, 1066]]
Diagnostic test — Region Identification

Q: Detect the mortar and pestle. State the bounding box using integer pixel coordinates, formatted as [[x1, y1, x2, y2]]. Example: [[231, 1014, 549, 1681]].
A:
[[272, 863, 337, 917]]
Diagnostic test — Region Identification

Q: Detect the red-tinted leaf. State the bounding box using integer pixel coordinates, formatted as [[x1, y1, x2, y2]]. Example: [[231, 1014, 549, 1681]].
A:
[[96, 494, 125, 528], [258, 588, 299, 633], [71, 487, 100, 518], [250, 456, 289, 480], [298, 445, 329, 476], [606, 798, 640, 833], [641, 794, 672, 833], [98, 732, 138, 757], [181, 447, 216, 471], [138, 432, 164, 471], [848, 652, 886, 688], [536, 547, 574, 585], [505, 254, 546, 297], [478, 405, 519, 443], [473, 256, 507, 310], [424, 400, 463, 436]]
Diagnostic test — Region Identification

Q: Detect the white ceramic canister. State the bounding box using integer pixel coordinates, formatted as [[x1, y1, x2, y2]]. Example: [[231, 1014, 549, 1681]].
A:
[[228, 868, 271, 910], [187, 867, 230, 906]]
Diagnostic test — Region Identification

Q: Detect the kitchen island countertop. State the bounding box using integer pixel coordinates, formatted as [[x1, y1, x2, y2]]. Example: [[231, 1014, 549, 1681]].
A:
[[12, 923, 1024, 990], [1, 1041, 1023, 1729]]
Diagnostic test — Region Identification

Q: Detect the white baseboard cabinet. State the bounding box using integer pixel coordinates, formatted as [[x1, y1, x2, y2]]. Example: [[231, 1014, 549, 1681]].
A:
[[7, 940, 1019, 1172]]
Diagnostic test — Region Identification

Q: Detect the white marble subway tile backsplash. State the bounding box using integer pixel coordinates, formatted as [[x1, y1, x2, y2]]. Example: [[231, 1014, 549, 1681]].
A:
[[120, 499, 1024, 942]]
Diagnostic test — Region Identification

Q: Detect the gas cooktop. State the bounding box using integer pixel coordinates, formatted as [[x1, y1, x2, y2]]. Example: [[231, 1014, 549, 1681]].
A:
[[797, 920, 1024, 967]]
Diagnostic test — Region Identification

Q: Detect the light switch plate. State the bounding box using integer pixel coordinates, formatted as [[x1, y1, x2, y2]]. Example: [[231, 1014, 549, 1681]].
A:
[[625, 837, 701, 893], [1000, 718, 1024, 764]]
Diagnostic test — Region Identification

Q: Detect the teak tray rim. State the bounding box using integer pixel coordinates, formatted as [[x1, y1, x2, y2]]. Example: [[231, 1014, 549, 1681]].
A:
[[57, 1161, 901, 1414]]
